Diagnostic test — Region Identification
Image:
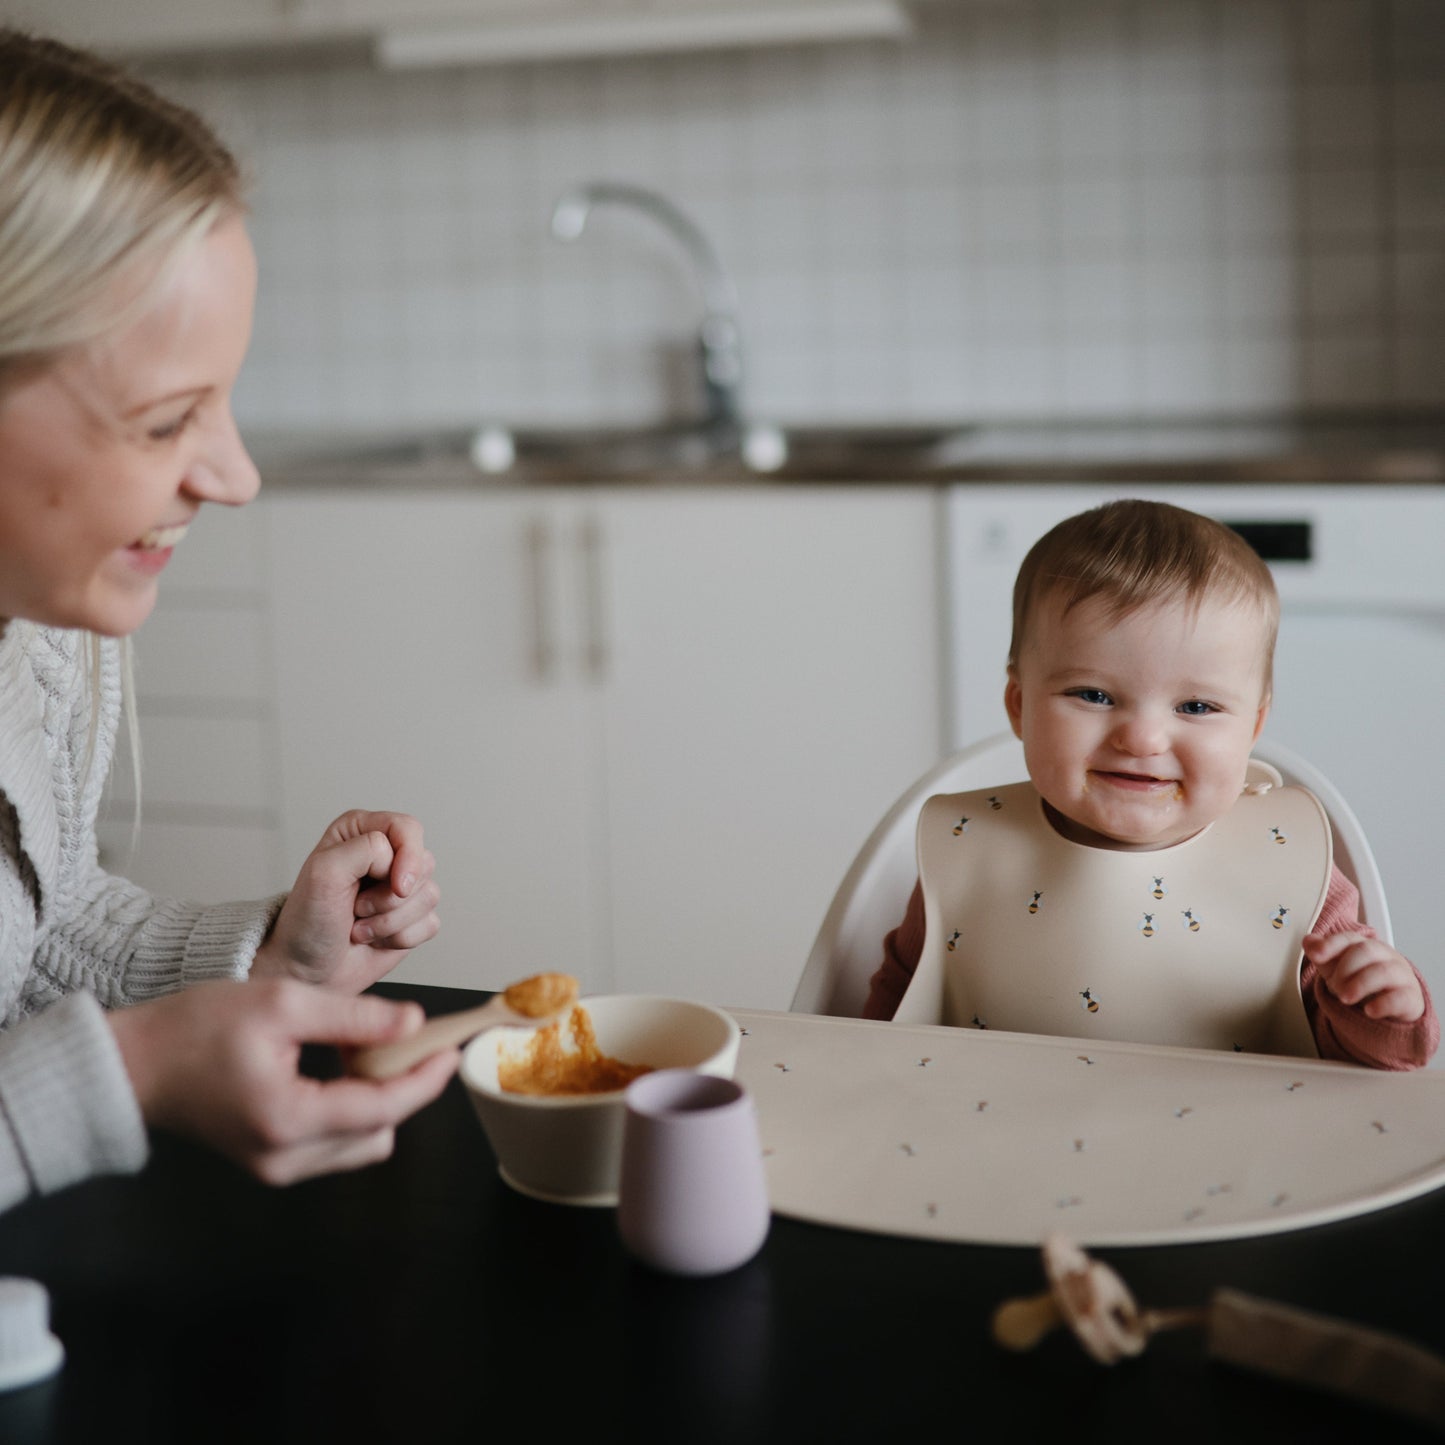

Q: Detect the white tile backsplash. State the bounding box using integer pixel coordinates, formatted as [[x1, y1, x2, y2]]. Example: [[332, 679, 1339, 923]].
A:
[[148, 0, 1445, 435]]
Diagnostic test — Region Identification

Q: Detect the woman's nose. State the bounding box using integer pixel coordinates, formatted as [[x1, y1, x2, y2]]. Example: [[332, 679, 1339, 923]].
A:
[[182, 411, 261, 507]]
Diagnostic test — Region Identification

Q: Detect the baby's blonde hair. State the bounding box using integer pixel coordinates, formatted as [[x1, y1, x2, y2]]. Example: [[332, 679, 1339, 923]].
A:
[[0, 27, 243, 387], [1009, 499, 1280, 698]]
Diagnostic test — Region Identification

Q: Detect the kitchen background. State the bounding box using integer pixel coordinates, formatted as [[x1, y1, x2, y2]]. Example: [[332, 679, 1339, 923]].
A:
[[13, 0, 1445, 1048], [142, 0, 1444, 435]]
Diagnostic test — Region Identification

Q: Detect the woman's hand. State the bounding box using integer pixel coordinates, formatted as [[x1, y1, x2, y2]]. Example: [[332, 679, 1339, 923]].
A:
[[1303, 931, 1426, 1024], [109, 978, 457, 1186], [252, 810, 441, 994]]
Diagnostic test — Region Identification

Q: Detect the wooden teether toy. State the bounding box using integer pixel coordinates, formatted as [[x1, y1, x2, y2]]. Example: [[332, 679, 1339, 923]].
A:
[[994, 1234, 1445, 1430]]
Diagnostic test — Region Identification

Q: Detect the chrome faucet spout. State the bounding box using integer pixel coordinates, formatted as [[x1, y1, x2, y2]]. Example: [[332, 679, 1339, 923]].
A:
[[550, 181, 746, 436]]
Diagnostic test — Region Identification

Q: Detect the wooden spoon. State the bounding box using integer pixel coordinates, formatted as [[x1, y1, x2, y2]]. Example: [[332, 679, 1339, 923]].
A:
[[349, 972, 579, 1080]]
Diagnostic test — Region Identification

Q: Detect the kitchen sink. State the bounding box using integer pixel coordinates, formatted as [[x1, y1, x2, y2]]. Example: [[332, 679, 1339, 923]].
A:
[[251, 413, 1445, 487], [255, 421, 971, 485]]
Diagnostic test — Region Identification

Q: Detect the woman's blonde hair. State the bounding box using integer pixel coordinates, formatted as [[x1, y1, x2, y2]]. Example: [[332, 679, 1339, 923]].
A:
[[0, 27, 243, 387], [1009, 499, 1280, 696], [0, 29, 245, 813]]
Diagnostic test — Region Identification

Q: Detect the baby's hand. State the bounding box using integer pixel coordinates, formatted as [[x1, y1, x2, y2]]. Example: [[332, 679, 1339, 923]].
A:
[[1303, 932, 1425, 1024], [254, 810, 440, 994]]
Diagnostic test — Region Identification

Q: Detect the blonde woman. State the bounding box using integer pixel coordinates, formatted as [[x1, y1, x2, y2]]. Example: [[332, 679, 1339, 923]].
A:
[[0, 30, 456, 1211]]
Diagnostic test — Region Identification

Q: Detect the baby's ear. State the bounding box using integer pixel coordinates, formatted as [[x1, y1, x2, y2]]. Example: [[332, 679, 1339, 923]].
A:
[[1003, 669, 1025, 739], [1251, 696, 1271, 743], [1248, 699, 1271, 745]]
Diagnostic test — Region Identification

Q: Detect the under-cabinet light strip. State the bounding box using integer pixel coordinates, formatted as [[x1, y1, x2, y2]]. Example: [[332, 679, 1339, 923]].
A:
[[374, 1, 913, 69]]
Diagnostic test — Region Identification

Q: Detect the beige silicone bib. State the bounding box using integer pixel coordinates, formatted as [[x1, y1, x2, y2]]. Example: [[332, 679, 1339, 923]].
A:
[[895, 779, 1330, 1058]]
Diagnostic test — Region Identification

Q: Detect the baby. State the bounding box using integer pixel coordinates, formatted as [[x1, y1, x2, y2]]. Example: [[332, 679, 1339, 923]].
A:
[[865, 499, 1437, 1068]]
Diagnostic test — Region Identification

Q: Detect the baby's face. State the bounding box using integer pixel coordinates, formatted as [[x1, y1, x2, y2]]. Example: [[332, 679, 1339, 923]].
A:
[[1004, 591, 1271, 851]]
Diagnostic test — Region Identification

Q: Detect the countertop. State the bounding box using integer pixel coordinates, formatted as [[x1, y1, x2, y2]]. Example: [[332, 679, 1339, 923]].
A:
[[247, 412, 1445, 488]]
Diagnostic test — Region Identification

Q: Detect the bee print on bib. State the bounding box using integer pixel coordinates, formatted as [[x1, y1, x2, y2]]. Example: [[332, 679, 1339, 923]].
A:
[[1027, 890, 1043, 915], [1270, 826, 1288, 845], [1181, 908, 1201, 933], [952, 816, 970, 836], [987, 795, 1003, 811], [946, 929, 961, 952], [1139, 913, 1156, 938], [1151, 876, 1168, 900], [1079, 987, 1100, 1014], [1270, 906, 1289, 930]]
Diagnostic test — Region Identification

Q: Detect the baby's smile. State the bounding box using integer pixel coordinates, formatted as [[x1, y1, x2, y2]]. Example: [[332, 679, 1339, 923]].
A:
[[1091, 769, 1177, 791]]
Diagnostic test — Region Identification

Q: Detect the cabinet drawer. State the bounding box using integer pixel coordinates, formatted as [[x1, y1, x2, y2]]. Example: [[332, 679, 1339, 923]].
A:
[[134, 608, 271, 700], [96, 819, 287, 903], [161, 506, 269, 593], [104, 714, 274, 815]]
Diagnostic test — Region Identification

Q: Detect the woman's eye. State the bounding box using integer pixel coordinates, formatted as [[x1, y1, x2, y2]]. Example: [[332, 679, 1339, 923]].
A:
[[1068, 688, 1112, 706], [148, 408, 198, 441], [1178, 699, 1217, 716]]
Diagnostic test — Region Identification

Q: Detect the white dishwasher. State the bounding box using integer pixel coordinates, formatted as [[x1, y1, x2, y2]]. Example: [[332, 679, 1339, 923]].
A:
[[945, 483, 1445, 1059]]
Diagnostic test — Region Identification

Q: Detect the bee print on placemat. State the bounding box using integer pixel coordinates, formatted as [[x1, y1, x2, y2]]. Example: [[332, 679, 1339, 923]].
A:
[[1027, 890, 1043, 915], [1270, 906, 1289, 930], [1139, 912, 1156, 938], [952, 815, 970, 836], [987, 795, 1003, 811], [945, 929, 961, 952], [1270, 826, 1288, 845], [1079, 987, 1100, 1014], [1181, 908, 1201, 932]]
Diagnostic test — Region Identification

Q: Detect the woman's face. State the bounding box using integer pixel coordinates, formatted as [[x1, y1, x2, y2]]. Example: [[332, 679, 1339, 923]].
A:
[[0, 213, 259, 636]]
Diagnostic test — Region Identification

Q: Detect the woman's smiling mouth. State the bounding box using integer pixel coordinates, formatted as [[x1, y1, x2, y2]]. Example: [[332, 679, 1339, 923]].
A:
[[130, 522, 188, 552]]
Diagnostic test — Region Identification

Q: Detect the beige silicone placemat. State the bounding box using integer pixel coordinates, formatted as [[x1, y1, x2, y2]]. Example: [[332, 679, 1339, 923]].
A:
[[730, 1009, 1445, 1247]]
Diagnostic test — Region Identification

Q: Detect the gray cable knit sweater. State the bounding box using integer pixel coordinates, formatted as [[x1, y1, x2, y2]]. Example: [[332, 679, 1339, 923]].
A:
[[0, 622, 283, 1213]]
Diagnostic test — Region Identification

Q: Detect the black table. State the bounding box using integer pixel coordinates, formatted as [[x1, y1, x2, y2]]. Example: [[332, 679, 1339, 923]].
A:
[[1, 983, 1442, 1444]]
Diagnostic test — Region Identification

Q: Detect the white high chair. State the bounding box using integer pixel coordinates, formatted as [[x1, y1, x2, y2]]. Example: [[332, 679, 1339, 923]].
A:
[[789, 732, 1393, 1018]]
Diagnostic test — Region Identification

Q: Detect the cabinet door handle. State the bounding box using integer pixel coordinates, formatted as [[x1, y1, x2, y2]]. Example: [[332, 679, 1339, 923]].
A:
[[524, 516, 555, 683], [579, 514, 608, 685]]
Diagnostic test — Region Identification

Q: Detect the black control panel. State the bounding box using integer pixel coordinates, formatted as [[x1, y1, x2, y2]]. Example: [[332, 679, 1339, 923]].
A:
[[1222, 518, 1313, 563]]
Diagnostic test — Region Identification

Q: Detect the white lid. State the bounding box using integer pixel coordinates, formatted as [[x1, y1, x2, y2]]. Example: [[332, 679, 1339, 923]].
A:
[[0, 1277, 64, 1392]]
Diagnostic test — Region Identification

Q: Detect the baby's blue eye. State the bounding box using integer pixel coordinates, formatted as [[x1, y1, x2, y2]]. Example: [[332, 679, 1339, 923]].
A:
[[1178, 699, 1217, 716], [1068, 688, 1112, 706]]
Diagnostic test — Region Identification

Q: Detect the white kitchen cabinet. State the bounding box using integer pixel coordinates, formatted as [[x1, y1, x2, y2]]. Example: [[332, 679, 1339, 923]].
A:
[[0, 0, 313, 54], [264, 489, 606, 996], [98, 502, 287, 905], [2, 0, 908, 59], [589, 488, 942, 1007], [263, 485, 943, 1008], [324, 0, 575, 25]]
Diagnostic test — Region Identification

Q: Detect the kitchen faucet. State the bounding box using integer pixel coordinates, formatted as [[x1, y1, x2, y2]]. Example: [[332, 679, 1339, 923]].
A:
[[549, 181, 751, 449]]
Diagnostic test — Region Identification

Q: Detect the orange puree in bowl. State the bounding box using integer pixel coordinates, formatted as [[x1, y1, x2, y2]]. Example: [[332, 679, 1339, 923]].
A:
[[498, 1005, 653, 1097]]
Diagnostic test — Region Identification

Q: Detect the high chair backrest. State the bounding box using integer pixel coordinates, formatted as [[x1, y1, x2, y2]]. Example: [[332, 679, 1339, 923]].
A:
[[789, 731, 1392, 1018]]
